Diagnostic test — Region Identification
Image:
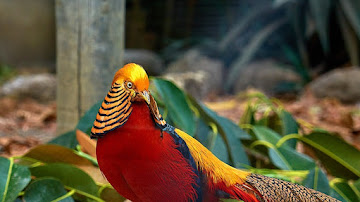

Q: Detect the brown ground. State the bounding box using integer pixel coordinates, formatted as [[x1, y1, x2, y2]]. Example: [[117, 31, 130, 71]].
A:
[[0, 88, 359, 157]]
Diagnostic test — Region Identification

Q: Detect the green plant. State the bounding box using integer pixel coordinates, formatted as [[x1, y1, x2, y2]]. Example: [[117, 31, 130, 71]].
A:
[[218, 0, 360, 90], [1, 79, 359, 201]]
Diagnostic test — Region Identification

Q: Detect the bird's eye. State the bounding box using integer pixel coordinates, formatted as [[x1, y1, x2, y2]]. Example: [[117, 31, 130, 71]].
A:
[[126, 81, 133, 89]]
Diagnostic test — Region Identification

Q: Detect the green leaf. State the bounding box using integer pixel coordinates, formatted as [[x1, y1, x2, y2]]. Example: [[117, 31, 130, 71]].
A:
[[301, 131, 360, 179], [22, 144, 105, 184], [23, 178, 74, 202], [339, 0, 360, 39], [0, 157, 31, 202], [48, 130, 78, 149], [302, 167, 330, 195], [30, 163, 101, 201], [351, 179, 360, 199], [192, 101, 250, 168], [309, 0, 332, 52], [152, 78, 195, 136], [331, 179, 359, 202], [76, 101, 102, 134], [252, 126, 315, 170], [278, 110, 298, 148], [226, 19, 286, 90], [211, 134, 230, 164], [25, 144, 92, 164], [269, 147, 315, 170], [99, 187, 126, 202]]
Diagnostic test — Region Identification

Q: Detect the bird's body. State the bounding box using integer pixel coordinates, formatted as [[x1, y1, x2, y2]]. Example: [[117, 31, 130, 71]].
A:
[[92, 63, 339, 202]]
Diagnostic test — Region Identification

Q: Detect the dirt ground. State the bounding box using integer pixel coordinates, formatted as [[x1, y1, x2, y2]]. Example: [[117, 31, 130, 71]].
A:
[[0, 89, 359, 157]]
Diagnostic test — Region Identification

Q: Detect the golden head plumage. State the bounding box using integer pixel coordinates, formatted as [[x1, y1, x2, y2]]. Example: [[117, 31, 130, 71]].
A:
[[91, 63, 151, 137]]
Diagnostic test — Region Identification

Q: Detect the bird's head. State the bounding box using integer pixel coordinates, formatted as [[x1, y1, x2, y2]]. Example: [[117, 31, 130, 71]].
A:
[[91, 63, 164, 138], [112, 63, 150, 104]]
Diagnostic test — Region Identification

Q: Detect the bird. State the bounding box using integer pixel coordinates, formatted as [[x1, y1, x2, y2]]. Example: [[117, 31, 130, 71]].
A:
[[91, 63, 339, 202]]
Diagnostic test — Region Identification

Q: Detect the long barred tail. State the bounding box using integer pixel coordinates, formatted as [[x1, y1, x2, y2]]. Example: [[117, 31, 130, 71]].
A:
[[236, 174, 340, 202]]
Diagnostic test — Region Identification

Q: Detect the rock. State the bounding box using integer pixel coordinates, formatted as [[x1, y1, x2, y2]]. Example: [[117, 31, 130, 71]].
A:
[[124, 49, 165, 75], [1, 74, 56, 103], [163, 49, 224, 99], [309, 67, 360, 103], [233, 60, 301, 96]]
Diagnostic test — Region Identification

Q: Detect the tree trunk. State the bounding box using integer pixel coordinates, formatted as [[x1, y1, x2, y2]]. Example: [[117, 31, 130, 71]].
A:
[[56, 0, 125, 135]]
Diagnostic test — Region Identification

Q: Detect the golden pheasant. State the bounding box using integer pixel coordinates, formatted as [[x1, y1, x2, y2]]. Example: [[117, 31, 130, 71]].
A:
[[91, 63, 339, 202]]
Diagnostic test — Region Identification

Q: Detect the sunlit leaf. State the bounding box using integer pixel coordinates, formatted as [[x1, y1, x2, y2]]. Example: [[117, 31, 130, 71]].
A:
[[23, 178, 74, 202], [99, 186, 126, 202], [0, 157, 31, 202]]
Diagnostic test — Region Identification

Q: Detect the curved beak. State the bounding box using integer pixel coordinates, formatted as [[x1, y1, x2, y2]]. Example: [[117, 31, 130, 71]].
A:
[[140, 90, 151, 105]]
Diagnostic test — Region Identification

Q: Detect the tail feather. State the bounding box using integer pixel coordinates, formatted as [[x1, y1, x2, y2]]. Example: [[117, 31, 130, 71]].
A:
[[241, 174, 340, 202]]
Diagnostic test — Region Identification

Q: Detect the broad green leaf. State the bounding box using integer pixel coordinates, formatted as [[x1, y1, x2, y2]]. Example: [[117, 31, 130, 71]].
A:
[[339, 0, 360, 39], [30, 163, 100, 201], [309, 0, 332, 52], [351, 179, 360, 199], [252, 126, 315, 170], [23, 178, 74, 202], [329, 188, 347, 201], [195, 118, 212, 148], [303, 167, 330, 195], [152, 78, 195, 136], [278, 110, 298, 148], [23, 144, 105, 184], [99, 187, 126, 202], [252, 126, 288, 147], [268, 147, 315, 170], [191, 100, 250, 168], [24, 144, 93, 166], [226, 19, 286, 89], [301, 131, 360, 179], [76, 101, 102, 134], [331, 179, 359, 202], [48, 130, 78, 149], [211, 134, 230, 164], [0, 157, 31, 202]]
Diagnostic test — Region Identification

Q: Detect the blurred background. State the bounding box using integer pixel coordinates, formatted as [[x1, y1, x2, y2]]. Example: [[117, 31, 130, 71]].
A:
[[0, 0, 359, 155]]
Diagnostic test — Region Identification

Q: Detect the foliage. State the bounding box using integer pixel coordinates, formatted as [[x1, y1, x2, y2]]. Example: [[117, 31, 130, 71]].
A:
[[223, 0, 360, 88], [160, 0, 360, 91], [1, 78, 360, 201]]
